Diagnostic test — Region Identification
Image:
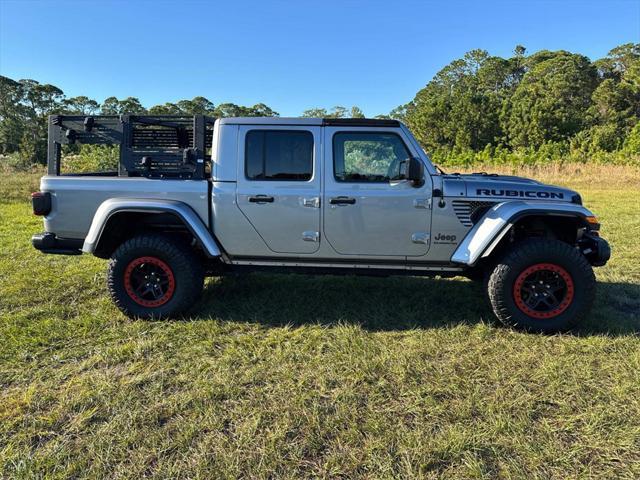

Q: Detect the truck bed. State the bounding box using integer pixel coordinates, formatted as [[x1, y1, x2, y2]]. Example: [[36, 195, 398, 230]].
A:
[[41, 176, 209, 240]]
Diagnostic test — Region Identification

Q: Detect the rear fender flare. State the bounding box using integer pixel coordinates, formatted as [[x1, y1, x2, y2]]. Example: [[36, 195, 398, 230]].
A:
[[450, 201, 594, 266], [82, 198, 221, 257]]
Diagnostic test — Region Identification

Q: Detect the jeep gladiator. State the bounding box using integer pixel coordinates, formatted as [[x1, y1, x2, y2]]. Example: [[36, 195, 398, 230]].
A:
[[31, 115, 611, 332]]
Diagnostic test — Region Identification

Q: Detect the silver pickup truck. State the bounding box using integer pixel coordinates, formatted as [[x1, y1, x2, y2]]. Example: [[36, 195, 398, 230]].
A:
[[31, 115, 610, 332]]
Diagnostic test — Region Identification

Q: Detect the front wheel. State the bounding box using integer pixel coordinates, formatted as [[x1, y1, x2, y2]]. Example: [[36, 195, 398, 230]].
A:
[[487, 239, 596, 332], [107, 234, 204, 319]]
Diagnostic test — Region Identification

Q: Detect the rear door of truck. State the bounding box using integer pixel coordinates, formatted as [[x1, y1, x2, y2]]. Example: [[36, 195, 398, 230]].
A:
[[235, 125, 322, 254]]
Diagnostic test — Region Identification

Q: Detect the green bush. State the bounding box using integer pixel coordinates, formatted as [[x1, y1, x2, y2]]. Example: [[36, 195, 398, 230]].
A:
[[61, 144, 119, 173], [430, 140, 639, 167], [571, 124, 624, 155], [0, 152, 34, 172], [624, 122, 640, 154]]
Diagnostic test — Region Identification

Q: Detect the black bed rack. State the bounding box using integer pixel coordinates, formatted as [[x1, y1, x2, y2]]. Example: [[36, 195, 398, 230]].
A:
[[47, 114, 216, 179]]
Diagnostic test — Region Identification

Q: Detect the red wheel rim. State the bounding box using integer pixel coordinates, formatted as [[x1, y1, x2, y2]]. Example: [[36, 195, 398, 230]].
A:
[[513, 263, 574, 319], [124, 256, 176, 307]]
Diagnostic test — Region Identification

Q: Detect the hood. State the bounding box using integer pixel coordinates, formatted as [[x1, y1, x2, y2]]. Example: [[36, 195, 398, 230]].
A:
[[442, 173, 581, 204]]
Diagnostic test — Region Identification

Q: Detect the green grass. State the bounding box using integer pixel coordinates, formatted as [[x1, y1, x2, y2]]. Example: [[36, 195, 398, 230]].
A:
[[1, 167, 639, 479]]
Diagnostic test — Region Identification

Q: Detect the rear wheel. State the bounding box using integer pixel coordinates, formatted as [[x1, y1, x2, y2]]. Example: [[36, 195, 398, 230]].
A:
[[108, 235, 204, 319], [487, 239, 595, 332]]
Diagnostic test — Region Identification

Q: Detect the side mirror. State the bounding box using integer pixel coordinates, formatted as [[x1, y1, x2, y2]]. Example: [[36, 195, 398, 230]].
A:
[[405, 157, 424, 187]]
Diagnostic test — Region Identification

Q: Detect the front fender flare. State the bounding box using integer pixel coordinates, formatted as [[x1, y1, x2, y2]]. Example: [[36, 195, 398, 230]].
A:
[[82, 198, 221, 257], [450, 201, 594, 266]]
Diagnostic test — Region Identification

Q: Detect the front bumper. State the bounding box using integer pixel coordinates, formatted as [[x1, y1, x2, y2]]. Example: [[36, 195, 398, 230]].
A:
[[32, 233, 83, 255], [582, 234, 611, 267]]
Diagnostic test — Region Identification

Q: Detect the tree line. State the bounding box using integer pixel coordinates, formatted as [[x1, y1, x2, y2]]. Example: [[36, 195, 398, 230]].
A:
[[396, 43, 640, 163], [0, 75, 374, 167], [1, 42, 638, 167], [0, 78, 286, 166]]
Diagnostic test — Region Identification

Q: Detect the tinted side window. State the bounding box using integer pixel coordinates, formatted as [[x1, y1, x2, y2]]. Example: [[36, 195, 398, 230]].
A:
[[333, 132, 411, 183], [246, 130, 313, 181]]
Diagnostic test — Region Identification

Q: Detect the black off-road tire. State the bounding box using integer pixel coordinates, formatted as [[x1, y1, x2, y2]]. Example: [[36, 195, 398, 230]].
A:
[[107, 234, 204, 319], [487, 239, 596, 332]]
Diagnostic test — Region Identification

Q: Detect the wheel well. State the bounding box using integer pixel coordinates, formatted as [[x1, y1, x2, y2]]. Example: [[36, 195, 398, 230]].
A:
[[511, 215, 583, 244], [93, 211, 198, 258], [478, 214, 586, 267]]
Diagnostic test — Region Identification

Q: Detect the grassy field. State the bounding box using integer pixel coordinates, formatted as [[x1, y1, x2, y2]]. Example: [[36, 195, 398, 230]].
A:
[[1, 165, 639, 479]]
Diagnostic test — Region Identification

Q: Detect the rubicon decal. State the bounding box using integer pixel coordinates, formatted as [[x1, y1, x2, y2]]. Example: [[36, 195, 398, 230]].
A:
[[476, 189, 564, 199]]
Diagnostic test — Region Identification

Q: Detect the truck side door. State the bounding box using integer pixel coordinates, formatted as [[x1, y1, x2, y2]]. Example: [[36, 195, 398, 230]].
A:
[[236, 125, 321, 254], [323, 127, 432, 257]]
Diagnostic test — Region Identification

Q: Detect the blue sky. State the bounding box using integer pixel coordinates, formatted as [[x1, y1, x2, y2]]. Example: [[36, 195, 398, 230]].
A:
[[1, 0, 638, 117]]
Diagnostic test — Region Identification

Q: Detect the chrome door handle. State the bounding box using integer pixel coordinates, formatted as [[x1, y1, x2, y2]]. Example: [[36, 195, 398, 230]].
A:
[[248, 195, 274, 203], [303, 197, 320, 208], [329, 196, 356, 205], [302, 231, 320, 242], [411, 232, 430, 244]]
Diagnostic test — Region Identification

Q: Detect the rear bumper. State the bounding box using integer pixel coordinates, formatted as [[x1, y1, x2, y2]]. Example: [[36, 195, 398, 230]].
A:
[[32, 233, 83, 255]]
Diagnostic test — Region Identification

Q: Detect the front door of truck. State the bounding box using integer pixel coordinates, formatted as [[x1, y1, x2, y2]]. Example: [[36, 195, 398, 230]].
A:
[[323, 127, 432, 257], [236, 125, 321, 254]]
